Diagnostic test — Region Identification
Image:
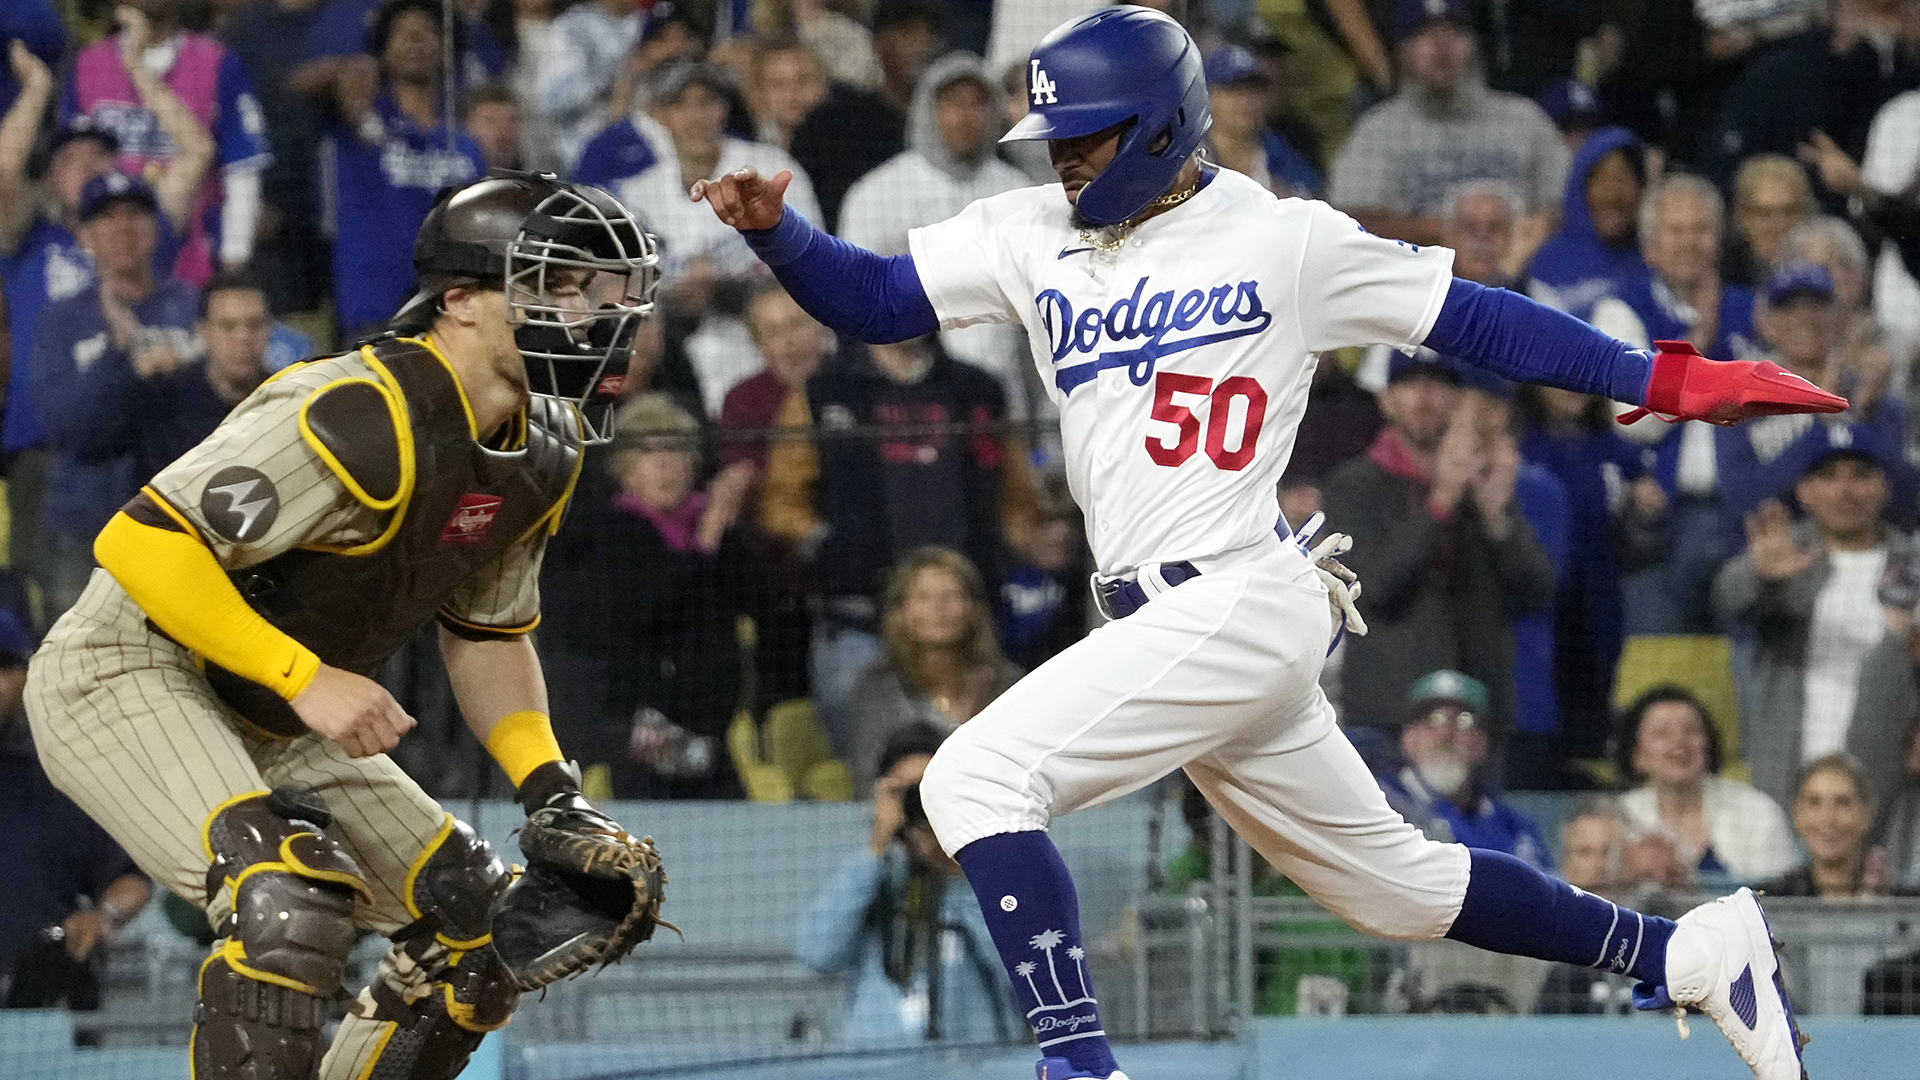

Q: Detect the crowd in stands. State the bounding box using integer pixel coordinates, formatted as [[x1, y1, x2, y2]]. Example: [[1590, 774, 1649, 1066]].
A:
[[10, 0, 1920, 1018]]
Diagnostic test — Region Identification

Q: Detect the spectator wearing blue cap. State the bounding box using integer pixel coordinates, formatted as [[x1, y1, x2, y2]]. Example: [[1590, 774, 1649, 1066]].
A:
[[1714, 423, 1920, 809], [1201, 45, 1323, 199], [1716, 264, 1913, 533], [30, 172, 200, 620], [1, 43, 202, 628], [1376, 670, 1553, 869], [1537, 78, 1606, 156], [1527, 127, 1650, 319], [541, 0, 702, 180], [1328, 0, 1570, 249], [1321, 349, 1556, 743]]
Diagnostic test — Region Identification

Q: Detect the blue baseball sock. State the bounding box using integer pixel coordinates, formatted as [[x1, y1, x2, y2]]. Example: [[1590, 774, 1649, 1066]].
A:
[[954, 830, 1119, 1078], [1445, 848, 1673, 986]]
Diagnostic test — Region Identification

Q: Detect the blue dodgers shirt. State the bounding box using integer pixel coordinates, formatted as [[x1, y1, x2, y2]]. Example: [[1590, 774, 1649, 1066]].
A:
[[31, 277, 201, 541], [322, 93, 483, 337], [1, 215, 184, 453], [1378, 766, 1555, 871]]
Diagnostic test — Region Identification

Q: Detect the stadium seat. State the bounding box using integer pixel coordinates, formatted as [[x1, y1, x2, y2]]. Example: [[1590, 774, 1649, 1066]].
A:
[[1610, 635, 1747, 782]]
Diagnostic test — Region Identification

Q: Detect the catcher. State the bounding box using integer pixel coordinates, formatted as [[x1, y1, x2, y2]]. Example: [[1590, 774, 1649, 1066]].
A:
[[24, 172, 664, 1080]]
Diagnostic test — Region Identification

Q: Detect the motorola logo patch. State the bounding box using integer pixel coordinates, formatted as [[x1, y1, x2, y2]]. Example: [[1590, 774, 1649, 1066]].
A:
[[200, 466, 280, 543]]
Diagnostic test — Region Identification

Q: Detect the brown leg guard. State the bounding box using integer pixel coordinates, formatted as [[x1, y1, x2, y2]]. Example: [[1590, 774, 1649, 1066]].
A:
[[319, 816, 517, 1080], [193, 788, 371, 1080]]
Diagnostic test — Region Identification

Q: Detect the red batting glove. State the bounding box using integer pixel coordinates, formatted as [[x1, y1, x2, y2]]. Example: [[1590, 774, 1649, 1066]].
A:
[[1616, 340, 1848, 426]]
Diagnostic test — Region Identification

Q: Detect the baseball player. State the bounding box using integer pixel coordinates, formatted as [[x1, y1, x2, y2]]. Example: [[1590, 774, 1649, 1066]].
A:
[[24, 172, 663, 1080], [694, 10, 1841, 1080]]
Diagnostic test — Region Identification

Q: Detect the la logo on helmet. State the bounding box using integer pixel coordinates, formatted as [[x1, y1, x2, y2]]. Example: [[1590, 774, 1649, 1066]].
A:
[[1030, 59, 1058, 105]]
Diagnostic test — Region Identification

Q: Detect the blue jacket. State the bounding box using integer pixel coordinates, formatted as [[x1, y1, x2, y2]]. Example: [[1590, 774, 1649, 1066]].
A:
[[1512, 463, 1570, 735], [1377, 767, 1554, 871], [1529, 127, 1651, 319], [796, 847, 1013, 1044]]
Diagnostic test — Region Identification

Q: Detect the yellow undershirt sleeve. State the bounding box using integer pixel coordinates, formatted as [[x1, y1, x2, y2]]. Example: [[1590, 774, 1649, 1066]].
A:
[[94, 511, 322, 701], [482, 709, 565, 787]]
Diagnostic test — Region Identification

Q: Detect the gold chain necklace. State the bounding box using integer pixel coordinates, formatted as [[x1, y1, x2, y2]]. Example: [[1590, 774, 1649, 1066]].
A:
[[1076, 176, 1203, 254]]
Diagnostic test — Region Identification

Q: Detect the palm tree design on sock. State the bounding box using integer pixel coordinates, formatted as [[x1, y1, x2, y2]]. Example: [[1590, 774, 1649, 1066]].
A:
[[1015, 960, 1043, 1003], [1023, 929, 1096, 1014]]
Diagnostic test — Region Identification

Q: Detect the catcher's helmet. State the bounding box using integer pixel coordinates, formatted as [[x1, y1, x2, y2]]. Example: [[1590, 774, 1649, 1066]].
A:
[[1001, 7, 1211, 226], [395, 171, 659, 444]]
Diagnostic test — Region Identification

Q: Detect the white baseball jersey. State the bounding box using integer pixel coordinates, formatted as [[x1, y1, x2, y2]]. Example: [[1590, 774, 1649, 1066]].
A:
[[908, 166, 1455, 575]]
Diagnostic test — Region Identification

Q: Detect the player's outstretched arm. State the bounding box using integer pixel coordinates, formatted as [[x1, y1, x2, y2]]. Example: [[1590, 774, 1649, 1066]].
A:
[[692, 167, 938, 344], [1423, 278, 1848, 425]]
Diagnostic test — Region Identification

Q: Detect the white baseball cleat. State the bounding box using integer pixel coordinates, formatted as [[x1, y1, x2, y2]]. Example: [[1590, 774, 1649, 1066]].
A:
[[1657, 887, 1809, 1080]]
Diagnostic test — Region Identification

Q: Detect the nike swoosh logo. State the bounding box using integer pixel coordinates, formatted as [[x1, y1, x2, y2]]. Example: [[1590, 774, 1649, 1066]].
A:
[[1057, 246, 1094, 260], [282, 657, 296, 679]]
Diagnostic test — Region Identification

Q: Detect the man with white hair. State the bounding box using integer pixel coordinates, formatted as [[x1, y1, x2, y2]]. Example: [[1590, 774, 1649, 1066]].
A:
[[1438, 179, 1533, 291], [1590, 174, 1760, 634]]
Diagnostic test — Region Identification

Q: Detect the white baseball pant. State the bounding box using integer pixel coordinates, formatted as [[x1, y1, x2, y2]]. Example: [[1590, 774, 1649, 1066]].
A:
[[920, 533, 1471, 941]]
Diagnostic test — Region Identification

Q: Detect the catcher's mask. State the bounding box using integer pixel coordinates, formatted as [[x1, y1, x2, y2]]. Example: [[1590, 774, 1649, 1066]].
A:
[[395, 171, 659, 444]]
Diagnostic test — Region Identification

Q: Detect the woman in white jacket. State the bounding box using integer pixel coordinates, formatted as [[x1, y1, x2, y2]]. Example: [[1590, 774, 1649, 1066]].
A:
[[1616, 685, 1801, 888]]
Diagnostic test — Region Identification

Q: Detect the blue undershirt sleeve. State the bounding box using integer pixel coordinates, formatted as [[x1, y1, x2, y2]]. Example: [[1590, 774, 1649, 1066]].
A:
[[741, 207, 939, 344], [1423, 278, 1653, 404]]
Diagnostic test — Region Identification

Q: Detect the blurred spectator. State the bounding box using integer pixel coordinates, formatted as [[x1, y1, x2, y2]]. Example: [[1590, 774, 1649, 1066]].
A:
[[1465, 0, 1607, 98], [1778, 216, 1896, 416], [0, 1, 64, 117], [718, 282, 832, 571], [748, 36, 828, 151], [1451, 368, 1572, 784], [996, 470, 1089, 673], [995, 56, 1053, 186], [1439, 179, 1536, 289], [1528, 127, 1648, 326], [1703, 0, 1920, 196], [1759, 753, 1903, 897], [129, 267, 272, 477], [790, 1, 945, 231], [1517, 384, 1665, 762], [797, 722, 1013, 1044], [1857, 88, 1920, 371], [32, 173, 199, 618], [1615, 685, 1800, 886], [1376, 670, 1553, 870], [1278, 355, 1383, 531], [1714, 433, 1920, 807], [293, 0, 508, 99], [851, 546, 1020, 793], [761, 0, 884, 92], [1534, 795, 1676, 1015], [785, 334, 1022, 757], [1535, 77, 1606, 156], [1592, 173, 1757, 634], [839, 51, 1033, 416], [1328, 0, 1568, 247], [1696, 0, 1823, 61], [547, 393, 800, 799], [0, 609, 152, 1010], [1716, 269, 1912, 527], [460, 80, 523, 170], [1724, 154, 1816, 289], [220, 0, 331, 315], [1202, 45, 1322, 198], [1, 47, 199, 628], [316, 0, 484, 340], [1321, 353, 1556, 747], [527, 0, 641, 171], [1877, 712, 1920, 892], [1799, 118, 1920, 378], [65, 1, 270, 286], [506, 0, 560, 170]]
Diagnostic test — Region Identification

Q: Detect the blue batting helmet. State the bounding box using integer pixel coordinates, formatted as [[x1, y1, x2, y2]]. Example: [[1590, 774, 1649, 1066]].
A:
[[1001, 7, 1211, 226]]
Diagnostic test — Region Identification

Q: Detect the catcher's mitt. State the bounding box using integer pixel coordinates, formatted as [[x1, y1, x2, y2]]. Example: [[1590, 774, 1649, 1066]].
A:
[[489, 800, 668, 992]]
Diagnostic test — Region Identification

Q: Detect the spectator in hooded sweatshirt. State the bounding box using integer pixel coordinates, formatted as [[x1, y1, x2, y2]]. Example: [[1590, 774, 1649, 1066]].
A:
[[1528, 127, 1651, 319], [838, 50, 1034, 417]]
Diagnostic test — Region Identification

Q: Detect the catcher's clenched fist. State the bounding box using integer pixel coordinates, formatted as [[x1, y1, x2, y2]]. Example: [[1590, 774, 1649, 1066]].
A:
[[490, 762, 669, 991]]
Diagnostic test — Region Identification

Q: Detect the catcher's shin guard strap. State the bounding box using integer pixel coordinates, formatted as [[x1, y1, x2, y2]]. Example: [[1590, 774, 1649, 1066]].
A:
[[339, 945, 517, 1080], [484, 710, 565, 788]]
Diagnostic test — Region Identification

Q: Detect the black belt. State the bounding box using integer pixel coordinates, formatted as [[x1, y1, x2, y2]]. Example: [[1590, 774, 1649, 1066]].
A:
[[1096, 561, 1201, 620]]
